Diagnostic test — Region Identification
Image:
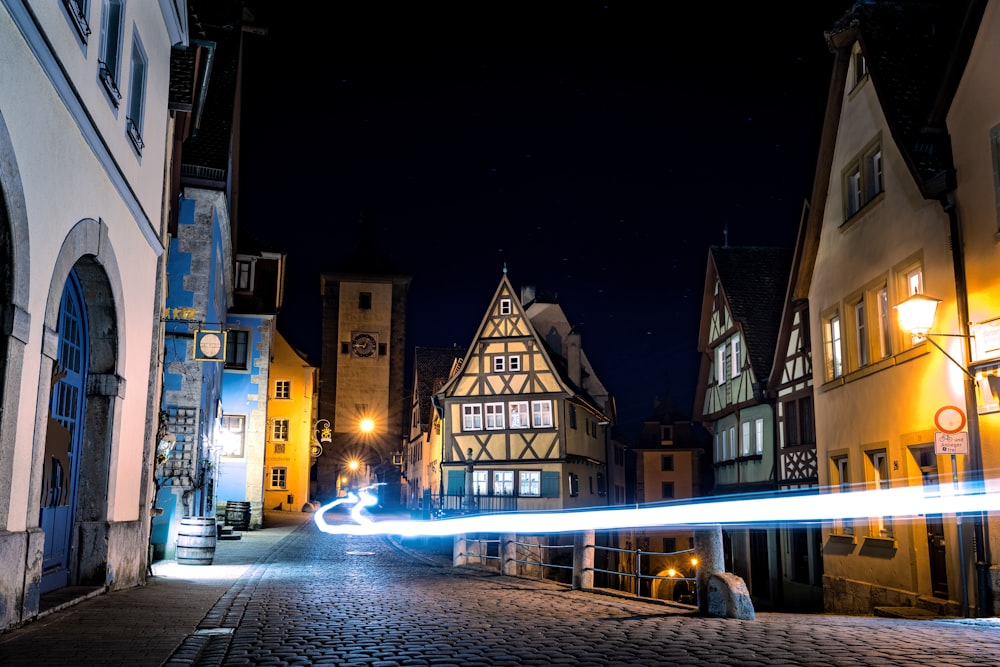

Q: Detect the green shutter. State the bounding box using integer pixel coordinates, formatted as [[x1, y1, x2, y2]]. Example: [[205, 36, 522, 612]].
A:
[[447, 470, 465, 495], [541, 471, 560, 498]]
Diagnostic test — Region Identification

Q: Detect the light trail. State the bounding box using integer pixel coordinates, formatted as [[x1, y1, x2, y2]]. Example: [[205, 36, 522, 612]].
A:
[[313, 484, 1000, 537]]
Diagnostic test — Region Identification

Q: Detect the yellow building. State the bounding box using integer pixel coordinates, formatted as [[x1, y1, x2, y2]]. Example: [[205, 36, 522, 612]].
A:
[[434, 271, 613, 512], [804, 1, 995, 616], [264, 329, 318, 513]]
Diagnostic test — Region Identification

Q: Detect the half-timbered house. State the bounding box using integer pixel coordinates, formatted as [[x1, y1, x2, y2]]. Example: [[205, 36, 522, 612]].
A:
[[434, 271, 612, 513], [695, 244, 792, 609]]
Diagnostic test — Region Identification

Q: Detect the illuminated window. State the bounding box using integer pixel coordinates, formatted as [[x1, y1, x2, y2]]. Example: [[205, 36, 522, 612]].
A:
[[741, 421, 751, 456], [462, 404, 482, 431], [274, 380, 290, 399], [220, 414, 245, 457], [854, 297, 868, 367], [877, 285, 892, 358], [509, 401, 528, 429], [484, 402, 505, 430], [271, 418, 289, 442], [823, 310, 843, 380], [755, 418, 764, 455], [269, 467, 287, 489], [868, 450, 893, 537], [519, 471, 540, 497], [896, 260, 925, 347], [531, 400, 553, 428], [98, 0, 124, 104], [730, 337, 741, 378], [833, 455, 853, 535], [235, 259, 253, 291], [494, 470, 514, 495], [716, 345, 726, 383], [472, 470, 488, 495]]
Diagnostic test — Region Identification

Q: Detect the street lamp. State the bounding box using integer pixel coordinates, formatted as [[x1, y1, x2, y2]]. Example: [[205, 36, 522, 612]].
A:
[[894, 292, 976, 617]]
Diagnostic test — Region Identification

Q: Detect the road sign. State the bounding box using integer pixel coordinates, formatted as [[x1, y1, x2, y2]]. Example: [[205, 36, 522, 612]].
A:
[[934, 405, 966, 434], [934, 431, 969, 455]]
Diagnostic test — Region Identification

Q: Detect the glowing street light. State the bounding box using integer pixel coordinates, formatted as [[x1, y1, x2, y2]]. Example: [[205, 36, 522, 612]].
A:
[[359, 417, 375, 434]]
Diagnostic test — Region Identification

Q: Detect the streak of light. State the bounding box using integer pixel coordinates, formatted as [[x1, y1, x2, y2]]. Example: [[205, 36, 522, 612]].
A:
[[313, 484, 1000, 537]]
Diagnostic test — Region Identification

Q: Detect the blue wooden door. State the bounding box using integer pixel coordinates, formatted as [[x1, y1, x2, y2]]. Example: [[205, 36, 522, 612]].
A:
[[40, 271, 88, 594]]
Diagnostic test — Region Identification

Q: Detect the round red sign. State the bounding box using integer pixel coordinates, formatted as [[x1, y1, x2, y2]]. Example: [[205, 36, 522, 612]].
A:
[[934, 405, 966, 434]]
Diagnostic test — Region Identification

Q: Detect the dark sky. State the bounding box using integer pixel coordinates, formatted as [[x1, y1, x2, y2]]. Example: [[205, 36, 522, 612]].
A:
[[238, 1, 851, 442]]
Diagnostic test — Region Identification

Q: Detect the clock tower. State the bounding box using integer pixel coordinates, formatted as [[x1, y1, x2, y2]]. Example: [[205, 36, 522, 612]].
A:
[[316, 209, 411, 506]]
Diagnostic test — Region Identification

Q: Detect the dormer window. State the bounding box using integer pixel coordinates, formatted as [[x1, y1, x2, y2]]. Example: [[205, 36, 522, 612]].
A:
[[852, 44, 868, 88], [499, 298, 512, 315]]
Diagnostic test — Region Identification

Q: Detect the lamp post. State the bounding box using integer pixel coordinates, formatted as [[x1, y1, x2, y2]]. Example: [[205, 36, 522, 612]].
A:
[[895, 293, 977, 617]]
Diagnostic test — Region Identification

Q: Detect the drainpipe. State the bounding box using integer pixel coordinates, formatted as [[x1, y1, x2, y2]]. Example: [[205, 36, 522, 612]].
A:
[[941, 192, 992, 617], [432, 394, 445, 499]]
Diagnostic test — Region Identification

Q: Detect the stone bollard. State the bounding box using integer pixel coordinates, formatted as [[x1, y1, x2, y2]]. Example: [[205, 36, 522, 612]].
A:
[[453, 534, 467, 567], [502, 533, 517, 576], [573, 529, 595, 590], [694, 524, 754, 619]]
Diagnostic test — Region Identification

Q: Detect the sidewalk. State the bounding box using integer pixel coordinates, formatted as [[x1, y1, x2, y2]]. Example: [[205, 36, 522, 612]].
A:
[[0, 510, 313, 667]]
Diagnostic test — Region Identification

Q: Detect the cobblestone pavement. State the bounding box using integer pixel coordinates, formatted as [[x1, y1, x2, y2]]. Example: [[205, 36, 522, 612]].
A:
[[4, 512, 1000, 666]]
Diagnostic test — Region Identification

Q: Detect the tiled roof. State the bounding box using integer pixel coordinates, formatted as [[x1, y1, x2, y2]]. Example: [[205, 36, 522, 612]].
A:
[[826, 0, 983, 197], [414, 346, 462, 430], [710, 246, 793, 384]]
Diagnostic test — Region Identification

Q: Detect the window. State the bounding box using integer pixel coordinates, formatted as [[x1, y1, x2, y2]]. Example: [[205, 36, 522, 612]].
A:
[[833, 455, 853, 535], [823, 310, 843, 380], [843, 139, 883, 219], [359, 292, 372, 309], [235, 259, 253, 291], [741, 421, 751, 456], [716, 346, 726, 383], [493, 356, 505, 372], [220, 414, 245, 457], [661, 482, 675, 499], [519, 471, 540, 497], [898, 262, 925, 347], [852, 43, 867, 87], [508, 355, 520, 371], [729, 425, 736, 459], [597, 472, 606, 496], [473, 470, 488, 495], [720, 429, 728, 461], [531, 400, 553, 428], [877, 285, 892, 359], [854, 297, 868, 367], [730, 337, 741, 378], [569, 404, 577, 429], [484, 403, 505, 430], [271, 418, 289, 442], [126, 34, 147, 152], [493, 471, 514, 495], [462, 404, 482, 431], [568, 473, 580, 497], [499, 299, 511, 315], [509, 401, 528, 428], [98, 0, 124, 103], [869, 450, 893, 537], [63, 0, 91, 40], [274, 380, 290, 399], [269, 467, 287, 489], [661, 455, 673, 472], [225, 329, 249, 370], [755, 418, 764, 455]]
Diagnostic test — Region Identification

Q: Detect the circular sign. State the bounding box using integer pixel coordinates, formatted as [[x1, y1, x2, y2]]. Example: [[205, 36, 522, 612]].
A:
[[934, 405, 966, 434]]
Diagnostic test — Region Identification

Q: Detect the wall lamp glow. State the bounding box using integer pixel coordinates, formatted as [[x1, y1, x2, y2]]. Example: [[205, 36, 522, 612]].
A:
[[894, 293, 975, 380]]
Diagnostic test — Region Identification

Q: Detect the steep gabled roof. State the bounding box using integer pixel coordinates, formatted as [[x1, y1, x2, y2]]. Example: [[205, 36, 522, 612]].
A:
[[825, 0, 986, 198], [710, 246, 793, 384], [413, 346, 462, 431]]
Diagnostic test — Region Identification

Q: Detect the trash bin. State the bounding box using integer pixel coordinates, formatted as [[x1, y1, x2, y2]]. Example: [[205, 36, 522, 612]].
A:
[[225, 500, 251, 530]]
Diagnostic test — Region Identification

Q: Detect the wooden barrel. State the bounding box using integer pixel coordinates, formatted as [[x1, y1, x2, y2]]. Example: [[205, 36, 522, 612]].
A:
[[225, 501, 251, 530], [176, 516, 217, 565]]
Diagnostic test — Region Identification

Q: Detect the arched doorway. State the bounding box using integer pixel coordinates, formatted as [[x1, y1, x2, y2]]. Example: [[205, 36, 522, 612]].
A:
[[40, 269, 88, 593]]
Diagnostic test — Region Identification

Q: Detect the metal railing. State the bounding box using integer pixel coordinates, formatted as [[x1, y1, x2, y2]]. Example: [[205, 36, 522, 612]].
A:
[[463, 535, 502, 569], [591, 543, 699, 606], [430, 493, 518, 516], [508, 538, 574, 582]]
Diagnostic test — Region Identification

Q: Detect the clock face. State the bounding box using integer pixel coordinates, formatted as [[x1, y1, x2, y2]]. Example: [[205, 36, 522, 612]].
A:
[[351, 332, 377, 358], [198, 332, 223, 358]]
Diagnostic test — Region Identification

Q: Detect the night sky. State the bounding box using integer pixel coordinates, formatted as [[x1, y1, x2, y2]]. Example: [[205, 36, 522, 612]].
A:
[[238, 2, 851, 442]]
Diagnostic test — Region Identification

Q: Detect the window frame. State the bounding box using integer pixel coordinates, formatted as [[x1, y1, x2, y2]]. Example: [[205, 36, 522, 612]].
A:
[[461, 404, 483, 431], [754, 418, 764, 455], [493, 356, 505, 373], [531, 400, 553, 428], [493, 470, 514, 496], [509, 401, 529, 429], [271, 418, 289, 442], [268, 466, 287, 489], [730, 337, 741, 378], [661, 454, 674, 472], [508, 355, 521, 372], [832, 453, 854, 535], [220, 414, 245, 457], [867, 448, 893, 538], [822, 307, 843, 381], [519, 470, 541, 497], [741, 421, 751, 457], [126, 31, 147, 153], [842, 136, 883, 221], [661, 481, 675, 499], [97, 0, 124, 104], [274, 379, 291, 400], [235, 258, 253, 291], [484, 402, 505, 430], [499, 299, 512, 315], [225, 329, 250, 371]]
